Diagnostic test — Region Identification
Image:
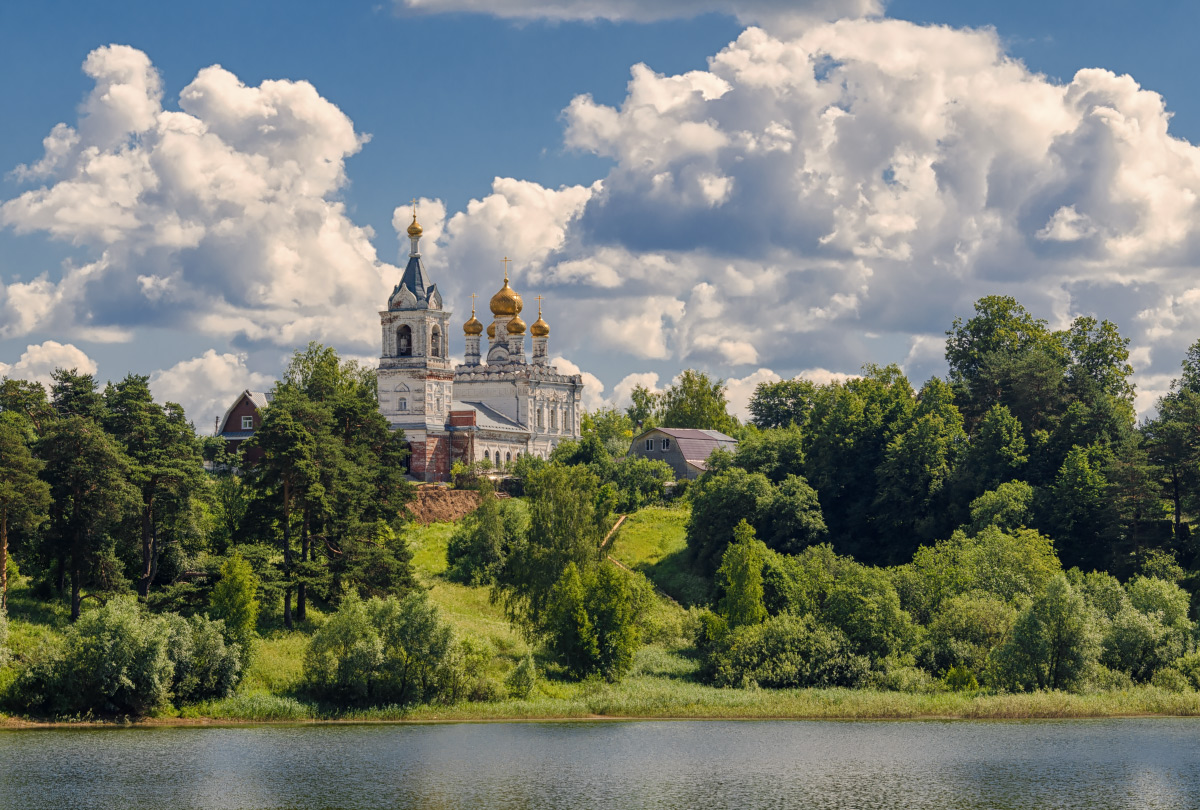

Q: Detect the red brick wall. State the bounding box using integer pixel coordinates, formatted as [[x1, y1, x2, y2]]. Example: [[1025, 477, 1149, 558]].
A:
[[408, 433, 452, 482]]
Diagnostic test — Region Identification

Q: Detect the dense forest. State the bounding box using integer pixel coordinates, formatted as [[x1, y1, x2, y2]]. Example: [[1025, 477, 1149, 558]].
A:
[[4, 295, 1200, 718]]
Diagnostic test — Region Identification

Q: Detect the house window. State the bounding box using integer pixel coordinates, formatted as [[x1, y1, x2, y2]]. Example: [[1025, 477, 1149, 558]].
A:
[[398, 397, 408, 411], [241, 415, 254, 430], [397, 325, 412, 357], [645, 439, 654, 452], [662, 439, 670, 451]]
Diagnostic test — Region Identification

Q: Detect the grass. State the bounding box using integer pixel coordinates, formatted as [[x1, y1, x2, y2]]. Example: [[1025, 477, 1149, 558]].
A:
[[610, 506, 710, 606]]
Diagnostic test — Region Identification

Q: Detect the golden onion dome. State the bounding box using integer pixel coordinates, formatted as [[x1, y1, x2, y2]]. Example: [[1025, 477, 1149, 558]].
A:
[[530, 298, 549, 337], [490, 277, 522, 317], [487, 321, 496, 339], [507, 315, 527, 335], [463, 314, 483, 336], [407, 214, 423, 239]]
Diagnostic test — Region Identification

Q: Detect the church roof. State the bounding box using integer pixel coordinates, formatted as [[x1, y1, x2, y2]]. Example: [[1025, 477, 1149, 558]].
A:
[[452, 400, 526, 433], [391, 254, 440, 310]]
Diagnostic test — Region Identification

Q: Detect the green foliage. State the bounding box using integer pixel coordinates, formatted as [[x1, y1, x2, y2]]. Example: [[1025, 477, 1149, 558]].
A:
[[1138, 549, 1186, 583], [687, 468, 773, 574], [0, 418, 49, 609], [447, 484, 526, 585], [922, 592, 1016, 675], [967, 480, 1034, 533], [734, 425, 805, 483], [717, 521, 767, 629], [163, 613, 244, 705], [1125, 576, 1192, 628], [581, 407, 635, 457], [610, 457, 674, 512], [506, 652, 538, 699], [0, 608, 8, 669], [942, 665, 979, 692], [544, 562, 641, 681], [991, 574, 1100, 692], [655, 370, 739, 435], [757, 474, 827, 555], [209, 552, 260, 641], [10, 599, 174, 716], [302, 592, 485, 707], [494, 464, 608, 635], [709, 614, 869, 689], [748, 379, 817, 430]]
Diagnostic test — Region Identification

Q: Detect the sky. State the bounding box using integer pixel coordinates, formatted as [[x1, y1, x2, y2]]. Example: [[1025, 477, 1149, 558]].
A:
[[3, 0, 1200, 428]]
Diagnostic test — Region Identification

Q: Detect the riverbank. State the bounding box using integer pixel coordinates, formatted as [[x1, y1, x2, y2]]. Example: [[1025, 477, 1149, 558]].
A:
[[5, 683, 1200, 729]]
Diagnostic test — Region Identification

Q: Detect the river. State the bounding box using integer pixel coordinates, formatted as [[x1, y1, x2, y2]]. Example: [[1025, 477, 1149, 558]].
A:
[[2, 719, 1198, 809]]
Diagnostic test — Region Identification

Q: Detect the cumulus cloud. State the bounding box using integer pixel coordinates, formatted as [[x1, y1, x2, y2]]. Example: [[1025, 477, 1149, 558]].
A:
[[149, 349, 276, 430], [431, 19, 1200, 415], [0, 341, 98, 388], [395, 0, 881, 28], [549, 355, 608, 412], [1, 45, 394, 351]]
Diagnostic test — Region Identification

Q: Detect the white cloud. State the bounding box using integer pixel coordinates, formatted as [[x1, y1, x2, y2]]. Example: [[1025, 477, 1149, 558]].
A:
[[1, 45, 392, 351], [0, 341, 97, 388], [395, 0, 881, 27], [434, 18, 1200, 409], [611, 371, 662, 410], [149, 349, 275, 430], [725, 367, 781, 419]]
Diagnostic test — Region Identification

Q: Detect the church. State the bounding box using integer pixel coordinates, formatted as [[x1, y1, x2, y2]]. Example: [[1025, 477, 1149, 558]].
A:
[[376, 209, 585, 481]]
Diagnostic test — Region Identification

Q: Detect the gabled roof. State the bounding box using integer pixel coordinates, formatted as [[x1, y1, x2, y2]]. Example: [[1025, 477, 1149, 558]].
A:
[[632, 427, 738, 471], [216, 390, 274, 436]]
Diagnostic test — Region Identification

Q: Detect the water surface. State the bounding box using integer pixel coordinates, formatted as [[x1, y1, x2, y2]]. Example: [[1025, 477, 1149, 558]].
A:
[[2, 719, 1198, 809]]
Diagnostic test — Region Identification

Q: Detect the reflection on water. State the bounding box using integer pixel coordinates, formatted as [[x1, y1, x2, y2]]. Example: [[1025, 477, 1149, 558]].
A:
[[2, 719, 1199, 809]]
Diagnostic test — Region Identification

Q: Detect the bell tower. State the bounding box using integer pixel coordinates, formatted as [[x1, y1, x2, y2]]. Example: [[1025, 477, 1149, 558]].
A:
[[378, 203, 454, 480]]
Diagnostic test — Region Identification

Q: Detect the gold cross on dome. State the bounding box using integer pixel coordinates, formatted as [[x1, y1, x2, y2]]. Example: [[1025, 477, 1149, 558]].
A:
[[535, 295, 544, 315], [470, 292, 477, 315], [501, 256, 511, 281], [411, 197, 418, 218]]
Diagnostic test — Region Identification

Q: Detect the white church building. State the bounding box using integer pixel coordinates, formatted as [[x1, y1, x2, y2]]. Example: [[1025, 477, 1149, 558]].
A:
[[376, 209, 584, 481]]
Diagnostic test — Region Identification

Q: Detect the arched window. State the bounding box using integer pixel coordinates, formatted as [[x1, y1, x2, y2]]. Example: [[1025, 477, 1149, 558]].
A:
[[506, 452, 512, 464], [430, 326, 441, 358], [397, 325, 412, 357], [482, 450, 489, 462], [550, 408, 558, 431], [398, 397, 408, 411]]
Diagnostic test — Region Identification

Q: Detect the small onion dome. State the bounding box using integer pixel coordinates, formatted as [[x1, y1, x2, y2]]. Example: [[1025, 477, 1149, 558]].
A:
[[530, 314, 549, 337], [463, 312, 483, 335], [507, 315, 527, 334], [490, 277, 523, 317], [487, 321, 496, 339], [407, 214, 423, 239]]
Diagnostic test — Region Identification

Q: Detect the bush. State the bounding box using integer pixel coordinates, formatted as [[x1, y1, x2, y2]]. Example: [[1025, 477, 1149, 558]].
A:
[[11, 599, 173, 716], [302, 592, 488, 707], [610, 457, 674, 512], [1151, 667, 1191, 692], [163, 614, 243, 705], [709, 614, 869, 689], [210, 552, 260, 642], [922, 591, 1016, 675], [447, 486, 527, 585], [506, 653, 538, 699], [943, 665, 979, 692], [1172, 652, 1200, 689], [544, 563, 641, 682]]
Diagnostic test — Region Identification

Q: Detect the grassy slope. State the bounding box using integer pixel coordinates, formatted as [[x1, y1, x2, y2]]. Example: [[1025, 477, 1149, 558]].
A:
[[7, 509, 1200, 723]]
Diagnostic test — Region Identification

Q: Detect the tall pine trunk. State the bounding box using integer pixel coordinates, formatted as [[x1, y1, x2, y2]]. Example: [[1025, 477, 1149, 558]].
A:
[[297, 509, 309, 623], [282, 480, 293, 630], [1, 509, 8, 611]]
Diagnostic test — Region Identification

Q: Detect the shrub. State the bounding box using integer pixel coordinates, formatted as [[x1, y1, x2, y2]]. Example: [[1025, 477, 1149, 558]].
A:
[[922, 591, 1016, 675], [1172, 652, 1200, 690], [163, 614, 243, 705], [943, 665, 979, 692], [447, 486, 527, 585], [209, 552, 260, 642], [1151, 667, 1191, 692], [302, 592, 488, 707], [710, 614, 869, 689], [544, 563, 641, 682], [610, 457, 674, 512], [717, 521, 767, 629], [506, 653, 538, 699], [11, 599, 173, 716]]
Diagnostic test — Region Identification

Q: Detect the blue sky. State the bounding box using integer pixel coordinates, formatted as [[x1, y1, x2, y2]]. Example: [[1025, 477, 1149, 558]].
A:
[[2, 0, 1200, 423]]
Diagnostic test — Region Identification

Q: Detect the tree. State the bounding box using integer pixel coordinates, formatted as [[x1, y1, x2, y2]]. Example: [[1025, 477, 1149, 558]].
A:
[[955, 404, 1027, 500], [655, 370, 739, 434], [610, 457, 674, 512], [686, 467, 773, 574], [1061, 316, 1135, 404], [1045, 445, 1110, 571], [494, 464, 608, 636], [0, 418, 50, 608], [103, 374, 205, 598], [734, 425, 805, 484], [0, 378, 54, 432], [756, 474, 827, 555], [748, 379, 817, 430], [992, 574, 1100, 692], [717, 521, 767, 629], [544, 563, 599, 678], [625, 385, 659, 430], [210, 552, 260, 642], [967, 480, 1034, 533], [49, 368, 104, 421], [37, 416, 136, 620], [1142, 389, 1200, 539], [582, 407, 635, 457]]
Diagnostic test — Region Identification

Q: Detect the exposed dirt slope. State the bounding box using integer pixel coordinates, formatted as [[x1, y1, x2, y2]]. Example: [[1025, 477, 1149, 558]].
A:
[[406, 486, 481, 524]]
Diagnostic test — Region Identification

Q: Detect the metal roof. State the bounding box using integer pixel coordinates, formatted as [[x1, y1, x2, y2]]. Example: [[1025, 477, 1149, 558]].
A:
[[215, 390, 273, 436], [452, 400, 528, 433], [632, 427, 738, 470]]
